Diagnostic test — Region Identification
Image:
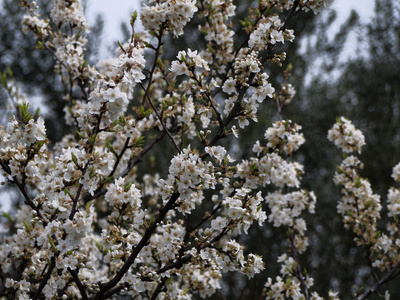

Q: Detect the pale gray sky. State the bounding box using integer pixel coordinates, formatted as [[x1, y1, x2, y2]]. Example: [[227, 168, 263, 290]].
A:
[[86, 0, 375, 59]]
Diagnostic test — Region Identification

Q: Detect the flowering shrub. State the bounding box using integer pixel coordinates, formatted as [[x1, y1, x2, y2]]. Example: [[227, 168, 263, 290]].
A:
[[1, 0, 399, 299]]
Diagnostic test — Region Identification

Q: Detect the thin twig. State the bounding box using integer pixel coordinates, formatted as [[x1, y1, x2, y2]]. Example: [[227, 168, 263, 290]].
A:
[[94, 192, 181, 299], [140, 82, 182, 153]]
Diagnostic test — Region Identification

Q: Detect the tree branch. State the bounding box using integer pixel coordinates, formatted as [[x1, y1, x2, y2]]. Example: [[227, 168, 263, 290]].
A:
[[94, 192, 181, 299]]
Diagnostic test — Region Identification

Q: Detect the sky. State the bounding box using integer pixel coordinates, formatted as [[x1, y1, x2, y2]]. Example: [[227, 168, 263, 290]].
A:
[[85, 0, 376, 59]]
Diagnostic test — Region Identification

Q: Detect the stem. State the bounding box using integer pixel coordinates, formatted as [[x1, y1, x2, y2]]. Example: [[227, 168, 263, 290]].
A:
[[0, 159, 45, 220], [289, 233, 309, 300], [140, 82, 182, 154], [68, 268, 88, 300], [82, 130, 166, 203], [141, 28, 164, 106], [356, 261, 400, 300], [94, 192, 180, 300], [32, 256, 56, 300]]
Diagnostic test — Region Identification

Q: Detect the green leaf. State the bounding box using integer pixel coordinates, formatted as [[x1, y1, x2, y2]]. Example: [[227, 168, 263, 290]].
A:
[[240, 18, 250, 27], [135, 136, 145, 148], [156, 57, 163, 68], [104, 176, 114, 184], [23, 221, 31, 233], [2, 211, 12, 222], [106, 140, 118, 157], [20, 102, 33, 122], [88, 134, 97, 145], [48, 234, 58, 254], [165, 277, 173, 286], [124, 182, 133, 192], [117, 40, 126, 53], [131, 10, 138, 24], [71, 151, 78, 164], [118, 115, 126, 126], [354, 178, 361, 188]]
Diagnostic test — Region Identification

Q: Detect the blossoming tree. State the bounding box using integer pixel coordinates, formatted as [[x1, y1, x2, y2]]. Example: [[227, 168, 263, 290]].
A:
[[1, 0, 400, 299]]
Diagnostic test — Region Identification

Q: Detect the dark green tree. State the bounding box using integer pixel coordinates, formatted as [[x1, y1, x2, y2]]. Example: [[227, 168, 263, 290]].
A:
[[284, 0, 400, 297]]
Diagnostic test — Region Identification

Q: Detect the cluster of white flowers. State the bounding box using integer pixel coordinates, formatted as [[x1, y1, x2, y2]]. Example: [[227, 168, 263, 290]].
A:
[[263, 120, 305, 155], [266, 191, 315, 230], [53, 32, 89, 79], [327, 117, 366, 154], [249, 15, 295, 50], [159, 147, 216, 213], [170, 48, 210, 76], [205, 145, 234, 164], [105, 177, 145, 224], [22, 14, 50, 38], [51, 0, 89, 32], [268, 0, 326, 14], [221, 51, 275, 127], [330, 119, 400, 277], [201, 0, 236, 48], [50, 0, 91, 79], [221, 189, 267, 234], [141, 0, 198, 37], [21, 1, 50, 39], [87, 41, 146, 125], [333, 155, 382, 243]]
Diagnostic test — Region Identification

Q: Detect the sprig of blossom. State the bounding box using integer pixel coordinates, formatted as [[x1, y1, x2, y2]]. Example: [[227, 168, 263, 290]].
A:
[[249, 15, 295, 50], [327, 117, 365, 154], [330, 118, 400, 288], [141, 0, 198, 37]]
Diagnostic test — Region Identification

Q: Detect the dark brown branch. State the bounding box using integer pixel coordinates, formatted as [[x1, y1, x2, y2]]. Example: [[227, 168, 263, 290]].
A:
[[82, 130, 166, 203], [32, 256, 56, 300], [356, 261, 400, 300], [141, 27, 164, 106], [140, 82, 181, 154], [0, 159, 45, 220], [93, 192, 180, 300], [289, 233, 309, 300], [150, 277, 167, 300], [68, 268, 88, 300]]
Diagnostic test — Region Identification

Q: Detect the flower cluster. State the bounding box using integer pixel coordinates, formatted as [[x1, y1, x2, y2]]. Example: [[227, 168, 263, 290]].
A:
[[330, 119, 400, 279], [268, 0, 326, 14], [51, 0, 89, 32], [330, 131, 381, 245], [159, 147, 216, 214], [141, 0, 198, 37], [249, 15, 295, 50], [327, 117, 365, 154], [263, 120, 305, 155], [198, 0, 236, 69], [87, 41, 147, 125], [170, 48, 210, 76], [221, 50, 275, 128]]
